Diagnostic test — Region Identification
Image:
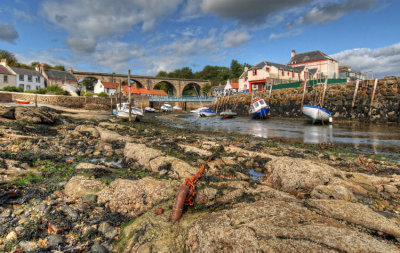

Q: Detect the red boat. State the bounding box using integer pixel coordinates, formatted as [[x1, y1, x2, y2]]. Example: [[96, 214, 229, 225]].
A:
[[15, 99, 30, 104]]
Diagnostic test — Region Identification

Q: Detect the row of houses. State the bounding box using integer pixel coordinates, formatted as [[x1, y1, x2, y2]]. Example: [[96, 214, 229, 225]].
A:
[[93, 80, 168, 96]]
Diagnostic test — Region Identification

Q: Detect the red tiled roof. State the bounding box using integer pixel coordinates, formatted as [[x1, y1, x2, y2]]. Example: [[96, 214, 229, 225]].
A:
[[231, 82, 239, 89], [102, 81, 118, 89], [0, 65, 13, 75], [122, 85, 168, 95]]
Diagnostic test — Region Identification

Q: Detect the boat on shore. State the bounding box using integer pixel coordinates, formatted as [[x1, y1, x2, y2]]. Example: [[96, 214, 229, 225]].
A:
[[173, 105, 182, 111], [145, 107, 155, 113], [302, 105, 332, 124], [220, 109, 237, 119], [15, 99, 30, 104], [198, 108, 216, 117], [161, 103, 172, 112], [116, 103, 143, 120], [190, 106, 209, 113], [249, 98, 269, 119]]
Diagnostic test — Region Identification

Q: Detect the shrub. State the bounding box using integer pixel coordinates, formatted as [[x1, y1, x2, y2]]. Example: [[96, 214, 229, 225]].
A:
[[97, 92, 108, 97], [26, 88, 46, 94], [84, 92, 94, 97], [2, 86, 23, 92]]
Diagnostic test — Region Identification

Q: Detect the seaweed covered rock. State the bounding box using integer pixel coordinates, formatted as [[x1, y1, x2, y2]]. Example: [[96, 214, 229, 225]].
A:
[[14, 106, 58, 124], [64, 175, 104, 199], [0, 106, 14, 119], [97, 177, 179, 217]]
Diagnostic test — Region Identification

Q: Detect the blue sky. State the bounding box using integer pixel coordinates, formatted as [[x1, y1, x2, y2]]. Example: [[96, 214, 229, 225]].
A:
[[0, 0, 399, 77]]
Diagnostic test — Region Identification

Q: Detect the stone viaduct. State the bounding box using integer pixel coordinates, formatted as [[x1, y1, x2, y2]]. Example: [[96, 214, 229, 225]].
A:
[[69, 69, 210, 96]]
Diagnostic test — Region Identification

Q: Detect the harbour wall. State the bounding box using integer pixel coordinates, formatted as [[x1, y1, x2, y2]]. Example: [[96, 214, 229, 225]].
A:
[[213, 77, 400, 122]]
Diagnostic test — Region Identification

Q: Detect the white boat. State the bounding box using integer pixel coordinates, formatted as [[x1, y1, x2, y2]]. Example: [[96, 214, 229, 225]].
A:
[[190, 106, 209, 113], [161, 103, 172, 112], [173, 105, 182, 111], [145, 107, 155, 113], [249, 98, 269, 119], [116, 103, 143, 119], [302, 105, 332, 123], [198, 108, 217, 117], [220, 109, 237, 119]]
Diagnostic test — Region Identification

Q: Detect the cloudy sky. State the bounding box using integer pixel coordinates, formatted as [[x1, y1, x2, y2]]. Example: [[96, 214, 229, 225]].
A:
[[0, 0, 399, 77]]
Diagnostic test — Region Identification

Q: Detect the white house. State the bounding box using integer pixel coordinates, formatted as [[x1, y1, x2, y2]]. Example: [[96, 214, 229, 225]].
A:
[[288, 50, 339, 79], [10, 66, 45, 91], [40, 66, 79, 95], [94, 80, 118, 95], [224, 79, 239, 94], [0, 60, 16, 89]]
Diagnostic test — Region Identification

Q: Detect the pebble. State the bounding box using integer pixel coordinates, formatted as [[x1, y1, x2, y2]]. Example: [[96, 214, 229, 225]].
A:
[[48, 234, 64, 246], [62, 206, 79, 220], [83, 194, 98, 204], [91, 243, 109, 253], [0, 209, 12, 218], [19, 240, 38, 252], [5, 231, 17, 242], [98, 222, 117, 239]]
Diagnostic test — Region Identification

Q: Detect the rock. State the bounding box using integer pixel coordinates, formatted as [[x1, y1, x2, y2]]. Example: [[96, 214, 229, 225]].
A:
[[75, 163, 107, 170], [186, 199, 400, 253], [14, 107, 57, 124], [124, 143, 163, 167], [98, 222, 117, 239], [96, 127, 132, 143], [48, 234, 63, 246], [64, 175, 104, 199], [0, 208, 12, 218], [91, 243, 109, 253], [178, 144, 212, 157], [5, 230, 17, 242], [19, 240, 38, 252], [221, 156, 236, 166], [62, 206, 79, 220], [306, 199, 400, 238], [83, 194, 98, 204], [311, 184, 355, 201], [97, 178, 179, 217], [0, 106, 14, 119], [148, 156, 197, 179], [74, 125, 100, 138]]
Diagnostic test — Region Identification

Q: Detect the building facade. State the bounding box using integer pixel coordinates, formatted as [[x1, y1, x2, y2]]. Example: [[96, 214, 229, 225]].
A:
[[94, 80, 118, 95], [40, 65, 79, 95], [0, 60, 16, 89], [10, 66, 45, 91], [339, 66, 366, 81]]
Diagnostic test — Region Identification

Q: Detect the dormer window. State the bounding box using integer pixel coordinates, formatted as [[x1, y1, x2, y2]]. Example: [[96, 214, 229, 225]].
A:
[[252, 69, 257, 76]]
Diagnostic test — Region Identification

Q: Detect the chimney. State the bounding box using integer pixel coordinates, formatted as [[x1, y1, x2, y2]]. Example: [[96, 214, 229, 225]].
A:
[[244, 66, 249, 72], [291, 50, 296, 58], [0, 58, 7, 65], [68, 67, 73, 73]]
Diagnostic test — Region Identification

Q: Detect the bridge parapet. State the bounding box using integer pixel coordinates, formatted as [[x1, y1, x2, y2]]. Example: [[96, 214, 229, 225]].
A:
[[148, 95, 215, 102]]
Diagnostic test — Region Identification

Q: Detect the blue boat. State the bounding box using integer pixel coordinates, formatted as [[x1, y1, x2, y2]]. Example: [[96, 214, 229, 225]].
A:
[[198, 108, 217, 117], [249, 98, 269, 119], [302, 104, 332, 124]]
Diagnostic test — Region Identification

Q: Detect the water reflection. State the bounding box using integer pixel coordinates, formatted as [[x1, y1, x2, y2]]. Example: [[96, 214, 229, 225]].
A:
[[162, 115, 400, 155]]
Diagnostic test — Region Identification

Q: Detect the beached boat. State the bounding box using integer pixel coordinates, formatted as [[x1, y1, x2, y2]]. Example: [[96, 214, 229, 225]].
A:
[[302, 105, 332, 123], [220, 109, 237, 119], [15, 99, 30, 104], [161, 103, 172, 112], [116, 103, 143, 119], [199, 108, 216, 117], [249, 98, 269, 119], [190, 106, 209, 113], [144, 106, 155, 113]]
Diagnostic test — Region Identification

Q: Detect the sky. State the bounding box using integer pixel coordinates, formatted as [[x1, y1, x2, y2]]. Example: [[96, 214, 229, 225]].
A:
[[0, 0, 399, 77]]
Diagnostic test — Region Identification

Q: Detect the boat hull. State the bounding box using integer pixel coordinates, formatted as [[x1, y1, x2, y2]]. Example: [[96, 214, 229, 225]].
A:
[[250, 107, 269, 119], [302, 105, 331, 122], [15, 99, 30, 104], [199, 112, 216, 117], [220, 111, 237, 119]]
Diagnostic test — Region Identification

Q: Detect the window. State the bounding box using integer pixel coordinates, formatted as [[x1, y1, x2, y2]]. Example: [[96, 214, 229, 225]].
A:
[[19, 75, 24, 81], [252, 69, 257, 75], [4, 75, 8, 83], [19, 84, 24, 89], [26, 85, 31, 90], [259, 100, 265, 105], [28, 75, 32, 82], [282, 70, 284, 76], [292, 72, 295, 78], [266, 67, 270, 72]]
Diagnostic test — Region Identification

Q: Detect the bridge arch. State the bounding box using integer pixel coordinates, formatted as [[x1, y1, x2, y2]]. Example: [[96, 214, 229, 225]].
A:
[[121, 79, 144, 88], [182, 83, 202, 96], [153, 81, 176, 96]]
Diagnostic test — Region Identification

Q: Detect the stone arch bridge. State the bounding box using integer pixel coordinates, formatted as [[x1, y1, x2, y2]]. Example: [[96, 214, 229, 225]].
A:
[[70, 69, 210, 96]]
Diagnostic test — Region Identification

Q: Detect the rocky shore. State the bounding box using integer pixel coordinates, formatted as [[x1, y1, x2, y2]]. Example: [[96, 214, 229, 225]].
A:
[[0, 105, 399, 252]]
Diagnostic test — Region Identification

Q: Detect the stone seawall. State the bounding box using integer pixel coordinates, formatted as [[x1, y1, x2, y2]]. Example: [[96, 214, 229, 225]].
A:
[[0, 91, 149, 109], [213, 77, 400, 122]]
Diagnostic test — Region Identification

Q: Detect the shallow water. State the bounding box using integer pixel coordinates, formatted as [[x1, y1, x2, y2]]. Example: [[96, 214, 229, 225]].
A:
[[157, 113, 400, 157]]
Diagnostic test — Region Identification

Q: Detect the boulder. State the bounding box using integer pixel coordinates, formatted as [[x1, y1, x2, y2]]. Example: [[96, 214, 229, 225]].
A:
[[96, 127, 132, 143], [178, 144, 212, 157], [97, 177, 179, 217], [0, 106, 14, 119], [124, 143, 163, 167], [64, 176, 104, 199], [73, 125, 100, 138], [14, 107, 57, 124]]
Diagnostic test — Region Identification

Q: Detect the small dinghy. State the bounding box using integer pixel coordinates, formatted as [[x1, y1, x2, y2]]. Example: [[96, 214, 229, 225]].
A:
[[302, 105, 332, 124], [220, 109, 237, 119], [15, 99, 30, 104], [161, 103, 172, 112], [144, 107, 155, 113], [116, 103, 143, 120], [249, 98, 269, 119], [173, 105, 182, 111], [198, 108, 216, 117], [190, 106, 209, 113]]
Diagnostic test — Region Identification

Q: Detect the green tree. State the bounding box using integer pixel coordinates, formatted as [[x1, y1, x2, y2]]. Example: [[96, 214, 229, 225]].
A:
[[81, 78, 96, 91], [53, 65, 65, 71], [202, 84, 211, 94], [156, 71, 168, 77], [230, 59, 243, 79], [0, 49, 17, 65]]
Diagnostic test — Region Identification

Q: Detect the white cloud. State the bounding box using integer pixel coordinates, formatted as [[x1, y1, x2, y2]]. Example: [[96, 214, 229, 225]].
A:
[[41, 0, 184, 53], [223, 30, 251, 47], [269, 28, 302, 40], [0, 21, 19, 43], [15, 49, 75, 68], [332, 43, 400, 77]]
